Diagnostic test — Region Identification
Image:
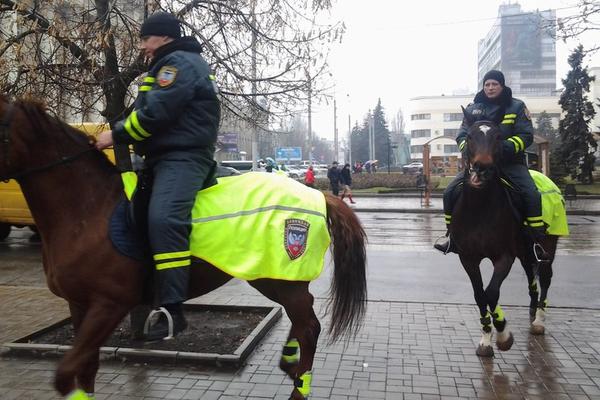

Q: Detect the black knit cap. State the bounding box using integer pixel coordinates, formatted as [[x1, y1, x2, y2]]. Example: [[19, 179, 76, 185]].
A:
[[140, 12, 181, 38], [482, 70, 505, 87]]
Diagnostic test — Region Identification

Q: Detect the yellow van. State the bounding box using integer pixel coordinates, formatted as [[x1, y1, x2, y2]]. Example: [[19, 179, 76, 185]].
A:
[[0, 123, 110, 240]]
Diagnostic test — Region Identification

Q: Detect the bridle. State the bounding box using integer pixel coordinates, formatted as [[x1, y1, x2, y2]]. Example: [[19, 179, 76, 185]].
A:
[[0, 99, 96, 182], [463, 120, 501, 186]]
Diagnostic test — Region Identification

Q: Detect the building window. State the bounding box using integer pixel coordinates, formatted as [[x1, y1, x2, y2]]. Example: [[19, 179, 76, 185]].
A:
[[521, 70, 555, 79], [531, 113, 560, 120], [411, 129, 431, 138], [444, 144, 459, 153], [443, 128, 459, 137], [411, 145, 424, 153], [411, 113, 431, 120], [443, 113, 463, 122]]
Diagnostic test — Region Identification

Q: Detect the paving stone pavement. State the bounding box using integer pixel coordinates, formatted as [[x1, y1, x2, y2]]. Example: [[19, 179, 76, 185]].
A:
[[1, 283, 600, 400]]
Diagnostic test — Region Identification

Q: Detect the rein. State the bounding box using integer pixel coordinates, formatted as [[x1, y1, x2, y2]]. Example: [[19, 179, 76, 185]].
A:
[[0, 99, 96, 182]]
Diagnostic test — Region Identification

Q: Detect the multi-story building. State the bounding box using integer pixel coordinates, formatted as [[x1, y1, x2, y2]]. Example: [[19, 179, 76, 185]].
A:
[[478, 3, 557, 96]]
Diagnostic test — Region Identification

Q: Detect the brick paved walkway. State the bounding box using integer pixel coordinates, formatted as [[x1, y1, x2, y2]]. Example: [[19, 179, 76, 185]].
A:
[[2, 283, 600, 399]]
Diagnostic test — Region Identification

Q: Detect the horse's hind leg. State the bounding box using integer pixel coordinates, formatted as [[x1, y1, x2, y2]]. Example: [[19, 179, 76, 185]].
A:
[[55, 301, 130, 397], [531, 236, 557, 335], [519, 254, 540, 320], [251, 280, 319, 400]]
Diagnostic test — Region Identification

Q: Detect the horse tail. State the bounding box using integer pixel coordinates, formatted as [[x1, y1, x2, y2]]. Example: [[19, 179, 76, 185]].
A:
[[324, 193, 367, 343]]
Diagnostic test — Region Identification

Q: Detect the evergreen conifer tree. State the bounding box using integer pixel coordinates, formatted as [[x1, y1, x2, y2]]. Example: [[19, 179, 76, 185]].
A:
[[535, 111, 557, 143], [372, 99, 392, 165], [558, 45, 597, 184]]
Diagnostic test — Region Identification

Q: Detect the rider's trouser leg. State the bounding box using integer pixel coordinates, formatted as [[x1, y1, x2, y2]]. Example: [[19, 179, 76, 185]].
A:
[[148, 154, 214, 305], [443, 172, 465, 231], [501, 163, 544, 235]]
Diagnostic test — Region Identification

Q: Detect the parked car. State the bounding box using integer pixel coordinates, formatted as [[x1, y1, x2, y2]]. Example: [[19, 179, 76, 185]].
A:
[[402, 162, 423, 174], [286, 165, 307, 179]]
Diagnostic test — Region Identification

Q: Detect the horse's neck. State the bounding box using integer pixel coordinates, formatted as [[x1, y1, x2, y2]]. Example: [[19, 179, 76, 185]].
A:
[[18, 159, 121, 235], [460, 180, 512, 223]]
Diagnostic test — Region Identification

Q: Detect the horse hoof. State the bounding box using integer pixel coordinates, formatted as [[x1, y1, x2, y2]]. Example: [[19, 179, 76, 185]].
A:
[[530, 323, 545, 335], [496, 332, 514, 351], [476, 344, 494, 357]]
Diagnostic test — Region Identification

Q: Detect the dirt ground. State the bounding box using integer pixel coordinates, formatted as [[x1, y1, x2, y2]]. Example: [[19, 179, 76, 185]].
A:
[[28, 309, 268, 354]]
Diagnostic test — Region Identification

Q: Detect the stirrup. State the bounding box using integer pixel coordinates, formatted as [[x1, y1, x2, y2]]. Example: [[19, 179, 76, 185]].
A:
[[143, 307, 175, 340], [434, 235, 452, 254], [532, 243, 549, 263]]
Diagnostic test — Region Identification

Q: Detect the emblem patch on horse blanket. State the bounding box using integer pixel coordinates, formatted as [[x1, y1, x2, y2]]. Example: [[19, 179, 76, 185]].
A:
[[529, 170, 569, 236], [189, 172, 331, 281], [284, 219, 310, 260]]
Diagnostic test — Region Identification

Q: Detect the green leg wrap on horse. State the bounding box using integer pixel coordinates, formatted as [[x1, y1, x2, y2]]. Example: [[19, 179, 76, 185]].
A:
[[281, 338, 300, 364], [66, 389, 94, 400], [492, 305, 505, 322], [294, 371, 312, 397], [480, 311, 492, 333]]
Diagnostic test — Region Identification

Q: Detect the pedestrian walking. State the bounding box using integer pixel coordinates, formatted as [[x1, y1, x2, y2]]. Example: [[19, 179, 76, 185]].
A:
[[327, 161, 340, 196], [304, 165, 315, 188], [340, 163, 355, 204]]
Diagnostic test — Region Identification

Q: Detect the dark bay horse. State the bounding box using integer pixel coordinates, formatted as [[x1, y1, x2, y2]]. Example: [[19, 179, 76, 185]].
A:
[[452, 119, 560, 357], [0, 96, 367, 400]]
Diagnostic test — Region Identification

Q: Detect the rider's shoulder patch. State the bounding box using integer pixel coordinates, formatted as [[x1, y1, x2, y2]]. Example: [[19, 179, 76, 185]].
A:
[[524, 106, 532, 120], [157, 66, 177, 88]]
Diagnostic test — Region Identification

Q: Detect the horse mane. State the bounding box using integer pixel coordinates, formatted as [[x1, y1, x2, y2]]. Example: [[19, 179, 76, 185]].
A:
[[14, 96, 118, 175]]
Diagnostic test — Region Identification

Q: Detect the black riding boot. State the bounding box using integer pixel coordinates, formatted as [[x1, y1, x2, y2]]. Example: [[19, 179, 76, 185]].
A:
[[434, 230, 458, 254], [145, 303, 188, 341]]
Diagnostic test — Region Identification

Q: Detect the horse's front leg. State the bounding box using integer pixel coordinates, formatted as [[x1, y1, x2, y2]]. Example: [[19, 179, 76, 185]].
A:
[[488, 254, 515, 351], [459, 255, 494, 357], [68, 303, 99, 396], [55, 301, 129, 397]]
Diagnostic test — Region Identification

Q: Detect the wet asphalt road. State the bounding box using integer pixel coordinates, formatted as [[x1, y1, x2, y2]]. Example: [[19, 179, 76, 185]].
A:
[[1, 206, 599, 309]]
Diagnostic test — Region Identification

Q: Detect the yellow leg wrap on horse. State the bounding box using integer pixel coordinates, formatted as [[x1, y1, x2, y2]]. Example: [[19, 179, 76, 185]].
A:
[[66, 389, 93, 400], [480, 311, 492, 331], [281, 338, 300, 364], [295, 371, 312, 397], [492, 305, 505, 322]]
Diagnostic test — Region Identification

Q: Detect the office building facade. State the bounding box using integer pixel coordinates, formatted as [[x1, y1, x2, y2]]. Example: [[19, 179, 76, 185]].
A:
[[478, 3, 557, 96]]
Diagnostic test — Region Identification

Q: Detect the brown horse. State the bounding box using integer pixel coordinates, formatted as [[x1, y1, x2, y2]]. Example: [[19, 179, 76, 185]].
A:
[[0, 96, 367, 399], [452, 118, 560, 357]]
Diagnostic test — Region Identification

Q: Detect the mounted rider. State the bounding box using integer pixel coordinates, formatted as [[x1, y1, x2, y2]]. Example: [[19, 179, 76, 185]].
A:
[[434, 70, 548, 260], [96, 11, 220, 341]]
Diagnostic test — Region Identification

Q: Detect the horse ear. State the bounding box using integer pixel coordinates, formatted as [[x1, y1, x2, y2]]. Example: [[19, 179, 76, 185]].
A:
[[461, 106, 475, 127]]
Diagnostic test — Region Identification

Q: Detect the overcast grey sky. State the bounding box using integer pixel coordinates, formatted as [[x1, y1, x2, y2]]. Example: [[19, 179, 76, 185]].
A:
[[311, 0, 600, 140]]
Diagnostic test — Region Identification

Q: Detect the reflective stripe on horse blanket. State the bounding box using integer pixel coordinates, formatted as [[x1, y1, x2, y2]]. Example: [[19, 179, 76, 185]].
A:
[[529, 170, 569, 236], [189, 172, 331, 281]]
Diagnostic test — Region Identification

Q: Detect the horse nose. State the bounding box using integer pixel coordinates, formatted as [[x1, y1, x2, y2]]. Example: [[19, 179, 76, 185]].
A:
[[472, 154, 493, 168]]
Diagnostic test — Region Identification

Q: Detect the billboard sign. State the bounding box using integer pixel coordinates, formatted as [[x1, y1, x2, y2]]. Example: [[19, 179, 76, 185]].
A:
[[217, 132, 238, 153], [275, 147, 302, 161], [501, 12, 542, 69]]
